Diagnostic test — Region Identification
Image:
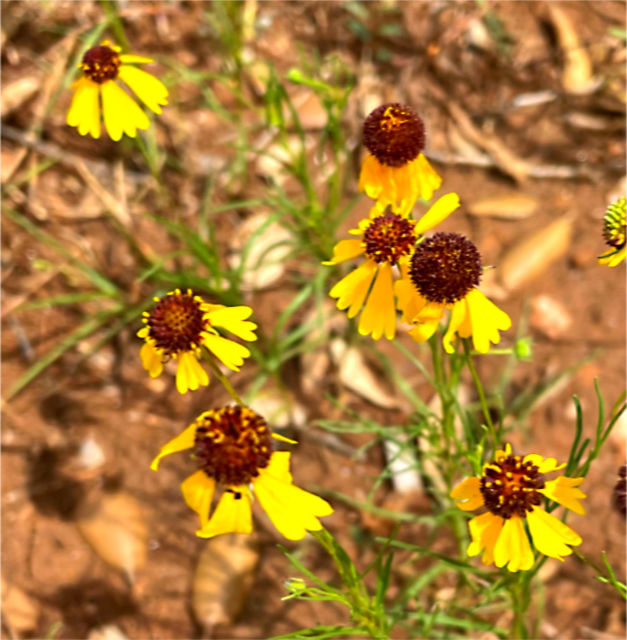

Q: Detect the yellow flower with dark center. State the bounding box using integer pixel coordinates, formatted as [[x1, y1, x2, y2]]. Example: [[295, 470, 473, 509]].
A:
[[359, 103, 442, 216], [451, 444, 586, 572], [151, 406, 333, 539], [396, 232, 511, 353], [325, 193, 460, 340], [137, 289, 256, 394], [67, 40, 168, 141], [598, 196, 626, 267]]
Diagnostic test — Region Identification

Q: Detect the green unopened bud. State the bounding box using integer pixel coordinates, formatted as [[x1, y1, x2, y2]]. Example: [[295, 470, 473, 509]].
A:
[[514, 337, 533, 361]]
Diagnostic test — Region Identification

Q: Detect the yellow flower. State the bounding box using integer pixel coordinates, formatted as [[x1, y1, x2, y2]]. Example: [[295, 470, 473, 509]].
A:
[[137, 289, 256, 394], [151, 406, 333, 540], [451, 444, 586, 572], [359, 103, 442, 216], [67, 40, 168, 141], [325, 193, 460, 340], [598, 196, 626, 267], [396, 232, 511, 353]]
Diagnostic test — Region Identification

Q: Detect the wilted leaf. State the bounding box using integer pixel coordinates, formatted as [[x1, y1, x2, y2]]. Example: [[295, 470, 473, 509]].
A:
[[192, 533, 258, 630], [549, 6, 599, 95], [75, 492, 148, 583], [1, 577, 39, 631], [467, 193, 538, 219], [498, 215, 574, 291]]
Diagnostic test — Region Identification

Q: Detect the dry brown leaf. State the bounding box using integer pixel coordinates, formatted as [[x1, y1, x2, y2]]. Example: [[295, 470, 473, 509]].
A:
[[1, 76, 41, 117], [1, 577, 39, 632], [192, 533, 259, 630], [498, 215, 574, 292], [467, 193, 538, 220], [529, 294, 572, 339], [330, 339, 407, 410], [75, 491, 148, 583], [549, 6, 599, 95]]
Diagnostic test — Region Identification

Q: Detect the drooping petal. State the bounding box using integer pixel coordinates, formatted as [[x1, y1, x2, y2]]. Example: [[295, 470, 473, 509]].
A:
[[118, 64, 168, 114], [358, 262, 396, 340], [467, 512, 502, 567], [415, 154, 442, 202], [101, 80, 150, 141], [180, 470, 216, 528], [415, 192, 460, 235], [493, 516, 534, 572], [139, 341, 163, 378], [202, 333, 251, 371], [408, 302, 445, 342], [442, 299, 467, 354], [329, 260, 377, 318], [322, 239, 365, 266], [450, 477, 484, 511], [205, 306, 257, 342], [598, 246, 626, 267], [66, 77, 101, 139], [539, 476, 586, 515], [253, 453, 333, 540], [196, 488, 253, 538], [150, 422, 198, 470], [527, 506, 582, 560], [464, 288, 511, 353], [175, 351, 209, 394], [358, 154, 384, 200]]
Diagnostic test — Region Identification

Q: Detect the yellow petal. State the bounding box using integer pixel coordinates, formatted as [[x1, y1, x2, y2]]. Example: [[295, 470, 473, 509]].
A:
[[150, 422, 197, 471], [118, 64, 168, 114], [139, 341, 163, 378], [442, 299, 467, 354], [415, 154, 442, 202], [329, 260, 377, 318], [450, 477, 484, 511], [202, 333, 250, 371], [527, 506, 582, 561], [101, 80, 150, 141], [322, 239, 365, 265], [205, 306, 257, 342], [415, 192, 460, 235], [467, 512, 502, 566], [358, 263, 396, 340], [539, 476, 586, 515], [408, 302, 445, 342], [494, 516, 534, 572], [358, 154, 384, 200], [464, 288, 511, 353], [181, 470, 216, 528], [175, 351, 209, 394], [119, 54, 154, 64], [66, 77, 101, 139], [598, 245, 626, 266], [196, 487, 253, 538]]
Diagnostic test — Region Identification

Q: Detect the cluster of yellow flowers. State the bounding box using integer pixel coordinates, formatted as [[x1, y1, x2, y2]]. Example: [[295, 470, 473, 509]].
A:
[[65, 40, 623, 572]]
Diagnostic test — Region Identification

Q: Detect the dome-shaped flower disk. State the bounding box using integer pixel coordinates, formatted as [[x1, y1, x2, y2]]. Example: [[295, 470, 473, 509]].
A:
[[598, 196, 626, 267], [67, 40, 168, 141], [450, 444, 586, 572], [395, 232, 511, 353], [151, 406, 333, 540], [359, 103, 442, 217], [325, 193, 460, 340], [137, 289, 257, 394]]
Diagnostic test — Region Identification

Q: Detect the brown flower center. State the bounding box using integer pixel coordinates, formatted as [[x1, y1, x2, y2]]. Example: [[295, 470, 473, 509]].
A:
[[480, 454, 546, 519], [409, 232, 481, 304], [193, 406, 272, 486], [363, 212, 417, 264], [145, 291, 206, 355], [80, 45, 121, 83], [603, 197, 626, 249], [363, 103, 425, 167]]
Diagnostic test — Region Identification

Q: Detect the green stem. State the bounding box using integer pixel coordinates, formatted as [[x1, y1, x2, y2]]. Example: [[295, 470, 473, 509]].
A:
[[463, 339, 498, 449], [202, 351, 244, 405]]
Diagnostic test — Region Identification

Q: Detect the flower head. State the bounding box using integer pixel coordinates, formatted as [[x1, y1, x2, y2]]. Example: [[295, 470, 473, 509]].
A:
[[396, 232, 511, 353], [598, 197, 626, 267], [451, 444, 586, 572], [137, 289, 257, 394], [151, 406, 333, 540], [359, 103, 442, 216], [325, 193, 460, 340], [67, 40, 168, 141]]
